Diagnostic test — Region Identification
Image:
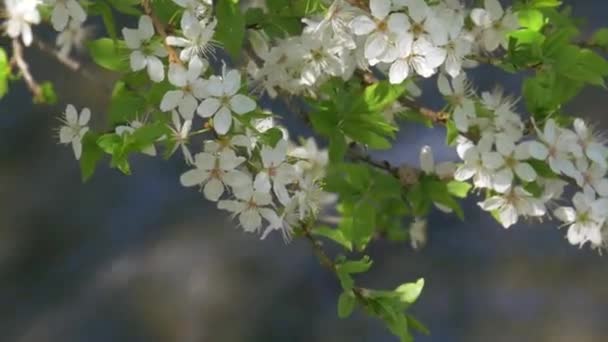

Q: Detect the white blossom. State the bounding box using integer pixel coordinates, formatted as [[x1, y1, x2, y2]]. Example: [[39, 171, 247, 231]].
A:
[[454, 135, 494, 189], [420, 145, 457, 213], [528, 119, 580, 179], [166, 17, 216, 62], [478, 186, 546, 228], [171, 0, 212, 30], [197, 66, 256, 135], [389, 36, 446, 84], [554, 192, 608, 248], [289, 137, 329, 179], [489, 134, 537, 193], [254, 140, 298, 206], [122, 15, 168, 82], [166, 111, 194, 164], [180, 149, 249, 201], [437, 73, 475, 132], [4, 0, 41, 46], [574, 158, 608, 198], [572, 118, 608, 168], [58, 104, 90, 160], [55, 20, 89, 57], [350, 0, 405, 61], [217, 183, 280, 233], [470, 0, 518, 52], [46, 0, 86, 32], [409, 217, 427, 250], [161, 57, 208, 119]]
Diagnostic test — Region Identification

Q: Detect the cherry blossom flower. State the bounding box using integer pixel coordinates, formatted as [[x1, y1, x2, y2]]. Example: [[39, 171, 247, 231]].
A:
[[180, 149, 249, 201], [389, 36, 446, 84], [437, 73, 475, 132], [470, 0, 518, 52], [454, 135, 494, 189], [254, 140, 298, 206], [528, 119, 580, 179], [4, 0, 41, 46], [404, 0, 448, 45], [572, 118, 608, 168], [478, 186, 546, 228], [46, 0, 86, 32], [217, 183, 280, 233], [489, 134, 537, 193], [554, 192, 608, 248], [420, 145, 457, 213], [574, 158, 608, 198], [409, 217, 428, 250], [56, 20, 89, 57], [58, 104, 90, 160], [122, 15, 167, 82], [303, 0, 359, 49], [197, 66, 256, 135], [161, 57, 208, 119], [166, 17, 217, 62], [166, 111, 194, 164], [171, 0, 212, 31], [350, 0, 407, 61]]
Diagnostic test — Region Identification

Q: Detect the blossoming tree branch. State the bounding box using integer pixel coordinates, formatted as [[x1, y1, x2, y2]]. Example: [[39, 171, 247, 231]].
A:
[[3, 0, 608, 340]]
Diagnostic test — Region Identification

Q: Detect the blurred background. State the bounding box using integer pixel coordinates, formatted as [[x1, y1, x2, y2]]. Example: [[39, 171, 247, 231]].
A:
[[1, 1, 608, 341]]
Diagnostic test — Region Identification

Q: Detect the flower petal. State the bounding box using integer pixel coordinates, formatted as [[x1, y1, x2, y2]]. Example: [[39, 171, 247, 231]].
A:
[[197, 98, 221, 118], [213, 106, 233, 135], [229, 94, 256, 114]]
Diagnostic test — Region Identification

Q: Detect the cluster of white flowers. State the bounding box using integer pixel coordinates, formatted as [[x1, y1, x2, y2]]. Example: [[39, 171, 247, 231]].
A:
[[246, 0, 518, 94], [2, 0, 87, 55], [428, 71, 608, 250], [49, 0, 608, 251], [180, 123, 336, 241]]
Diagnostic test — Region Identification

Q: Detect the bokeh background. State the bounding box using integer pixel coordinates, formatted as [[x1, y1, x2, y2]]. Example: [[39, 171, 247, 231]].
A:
[[1, 1, 608, 341]]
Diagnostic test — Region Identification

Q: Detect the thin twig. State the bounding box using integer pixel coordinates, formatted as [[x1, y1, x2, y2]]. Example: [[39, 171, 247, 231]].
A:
[[34, 39, 113, 91], [10, 39, 43, 99], [301, 222, 367, 301], [141, 0, 182, 65]]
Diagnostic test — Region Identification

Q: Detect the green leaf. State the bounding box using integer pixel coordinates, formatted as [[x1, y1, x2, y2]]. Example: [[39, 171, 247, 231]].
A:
[[108, 81, 147, 124], [37, 81, 58, 104], [107, 0, 141, 15], [358, 81, 406, 112], [313, 226, 353, 251], [337, 291, 356, 318], [337, 255, 373, 274], [518, 9, 544, 31], [258, 127, 284, 147], [80, 132, 104, 182], [89, 1, 117, 40], [446, 181, 472, 198], [395, 278, 424, 304], [150, 0, 182, 24], [590, 28, 608, 48], [216, 0, 246, 60], [445, 120, 459, 145], [530, 0, 561, 8], [528, 159, 558, 178], [0, 47, 9, 98], [87, 38, 130, 72], [329, 135, 347, 163], [406, 314, 430, 335]]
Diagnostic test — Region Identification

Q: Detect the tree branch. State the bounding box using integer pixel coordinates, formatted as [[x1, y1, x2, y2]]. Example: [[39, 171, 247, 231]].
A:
[[141, 0, 183, 65], [10, 39, 43, 99], [34, 39, 113, 92]]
